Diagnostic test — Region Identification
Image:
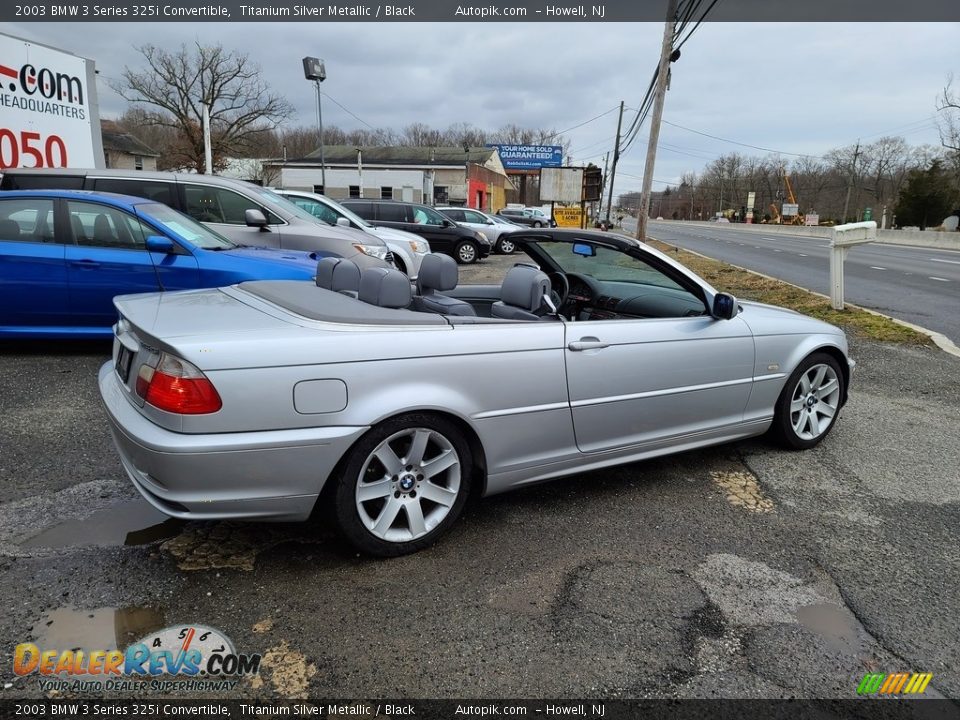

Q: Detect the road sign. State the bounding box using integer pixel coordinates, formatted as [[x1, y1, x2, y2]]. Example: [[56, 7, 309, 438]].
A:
[[782, 203, 799, 216], [804, 213, 819, 226]]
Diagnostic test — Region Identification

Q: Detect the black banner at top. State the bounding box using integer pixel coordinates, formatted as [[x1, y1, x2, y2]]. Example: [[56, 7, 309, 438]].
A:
[[3, 0, 959, 22]]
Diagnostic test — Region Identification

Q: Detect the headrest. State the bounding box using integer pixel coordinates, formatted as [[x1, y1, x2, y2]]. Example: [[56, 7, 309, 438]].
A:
[[0, 219, 20, 238], [331, 258, 361, 293], [359, 267, 412, 309], [315, 257, 340, 288], [417, 253, 458, 293], [500, 264, 550, 312]]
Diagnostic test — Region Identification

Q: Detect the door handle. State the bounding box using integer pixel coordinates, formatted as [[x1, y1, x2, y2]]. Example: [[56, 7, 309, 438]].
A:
[[568, 337, 609, 351], [69, 259, 101, 268]]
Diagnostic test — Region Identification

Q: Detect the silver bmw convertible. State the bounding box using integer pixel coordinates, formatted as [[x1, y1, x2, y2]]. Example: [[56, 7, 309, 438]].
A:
[[99, 229, 853, 556]]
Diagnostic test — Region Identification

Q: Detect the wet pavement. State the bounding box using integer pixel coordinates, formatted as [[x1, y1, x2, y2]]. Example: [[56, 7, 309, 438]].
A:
[[0, 279, 958, 701]]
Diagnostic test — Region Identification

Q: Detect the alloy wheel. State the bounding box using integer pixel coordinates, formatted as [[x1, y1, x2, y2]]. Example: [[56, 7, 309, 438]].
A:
[[789, 363, 841, 441]]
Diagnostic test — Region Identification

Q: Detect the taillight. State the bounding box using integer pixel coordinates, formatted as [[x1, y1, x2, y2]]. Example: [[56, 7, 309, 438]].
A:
[[134, 353, 222, 415]]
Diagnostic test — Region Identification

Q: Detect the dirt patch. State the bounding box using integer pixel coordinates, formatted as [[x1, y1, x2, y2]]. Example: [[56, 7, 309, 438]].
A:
[[162, 522, 323, 572], [247, 640, 317, 698], [710, 467, 774, 513]]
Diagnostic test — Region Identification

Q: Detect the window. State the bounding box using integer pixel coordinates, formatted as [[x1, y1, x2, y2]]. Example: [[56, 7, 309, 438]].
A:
[[434, 186, 448, 204], [376, 203, 410, 222], [134, 155, 144, 171], [183, 185, 264, 225], [313, 185, 324, 195], [93, 178, 175, 207], [349, 185, 361, 198], [413, 205, 450, 226], [343, 201, 374, 220], [66, 201, 149, 249], [462, 210, 488, 224], [0, 198, 56, 244], [380, 186, 393, 199], [290, 197, 338, 225], [442, 209, 465, 222]]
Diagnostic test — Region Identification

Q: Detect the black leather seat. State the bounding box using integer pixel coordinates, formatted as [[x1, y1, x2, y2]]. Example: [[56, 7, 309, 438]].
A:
[[358, 267, 412, 309], [491, 264, 553, 321], [316, 257, 361, 297], [410, 253, 476, 316]]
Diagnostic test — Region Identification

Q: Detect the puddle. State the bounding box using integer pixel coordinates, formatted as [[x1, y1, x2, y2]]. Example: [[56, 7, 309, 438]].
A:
[[36, 605, 166, 651], [21, 499, 184, 549], [796, 603, 862, 655]]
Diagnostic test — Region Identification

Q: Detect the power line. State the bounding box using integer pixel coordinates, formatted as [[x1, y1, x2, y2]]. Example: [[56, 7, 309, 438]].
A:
[[542, 106, 620, 141], [662, 119, 827, 159], [320, 92, 378, 130]]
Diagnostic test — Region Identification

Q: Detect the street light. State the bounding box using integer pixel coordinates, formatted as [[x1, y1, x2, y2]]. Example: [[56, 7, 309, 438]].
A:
[[302, 56, 327, 192]]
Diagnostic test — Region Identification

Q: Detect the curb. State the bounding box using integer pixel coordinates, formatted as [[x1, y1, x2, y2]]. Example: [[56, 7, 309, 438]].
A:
[[650, 237, 960, 360]]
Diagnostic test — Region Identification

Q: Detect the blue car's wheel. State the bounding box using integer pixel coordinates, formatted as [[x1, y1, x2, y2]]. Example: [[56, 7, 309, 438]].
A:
[[333, 413, 473, 556]]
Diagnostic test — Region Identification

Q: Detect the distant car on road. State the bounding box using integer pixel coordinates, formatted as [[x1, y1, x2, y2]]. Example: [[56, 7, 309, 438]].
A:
[[435, 206, 520, 254], [275, 189, 431, 278], [0, 190, 320, 339], [497, 207, 557, 228]]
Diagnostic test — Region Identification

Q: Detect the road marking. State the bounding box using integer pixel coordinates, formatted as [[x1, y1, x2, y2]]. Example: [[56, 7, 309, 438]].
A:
[[929, 276, 950, 282], [930, 258, 960, 265], [753, 246, 761, 249], [774, 249, 782, 252], [798, 253, 807, 257], [870, 266, 887, 271]]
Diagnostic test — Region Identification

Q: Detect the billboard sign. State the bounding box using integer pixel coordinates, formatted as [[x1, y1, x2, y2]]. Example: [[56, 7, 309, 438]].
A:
[[782, 202, 799, 216], [488, 144, 563, 170], [0, 32, 102, 170], [553, 207, 583, 228], [539, 167, 583, 203]]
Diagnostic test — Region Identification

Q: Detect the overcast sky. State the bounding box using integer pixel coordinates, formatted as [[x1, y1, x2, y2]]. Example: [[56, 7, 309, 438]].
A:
[[8, 21, 958, 200]]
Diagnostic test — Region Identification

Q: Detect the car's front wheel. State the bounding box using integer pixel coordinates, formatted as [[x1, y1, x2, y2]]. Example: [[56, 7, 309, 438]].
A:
[[770, 352, 844, 450], [333, 414, 473, 556], [496, 237, 516, 254], [455, 241, 479, 264], [532, 221, 543, 228]]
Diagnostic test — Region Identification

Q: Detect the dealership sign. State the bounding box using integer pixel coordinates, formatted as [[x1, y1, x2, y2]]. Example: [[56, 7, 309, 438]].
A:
[[488, 144, 563, 170], [0, 32, 102, 170]]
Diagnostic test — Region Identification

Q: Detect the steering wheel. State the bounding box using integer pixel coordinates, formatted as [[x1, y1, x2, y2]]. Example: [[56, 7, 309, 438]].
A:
[[547, 271, 570, 309]]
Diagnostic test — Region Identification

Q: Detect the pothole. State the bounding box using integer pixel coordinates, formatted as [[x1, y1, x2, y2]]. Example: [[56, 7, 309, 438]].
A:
[[710, 467, 774, 513], [162, 522, 323, 571], [32, 605, 166, 651], [246, 640, 316, 698]]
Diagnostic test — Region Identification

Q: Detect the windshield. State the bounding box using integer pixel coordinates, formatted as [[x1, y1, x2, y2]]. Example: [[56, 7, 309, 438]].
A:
[[139, 203, 235, 250], [533, 240, 686, 291]]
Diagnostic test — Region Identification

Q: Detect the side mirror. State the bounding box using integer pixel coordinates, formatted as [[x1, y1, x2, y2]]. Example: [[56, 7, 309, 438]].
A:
[[145, 235, 175, 254], [245, 208, 268, 228], [712, 292, 738, 320], [336, 217, 351, 228]]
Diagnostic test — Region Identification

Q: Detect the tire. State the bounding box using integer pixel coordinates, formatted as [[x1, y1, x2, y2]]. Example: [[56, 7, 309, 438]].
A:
[[332, 414, 473, 557], [496, 237, 516, 255], [455, 241, 478, 264], [392, 256, 407, 276], [769, 352, 845, 450], [532, 221, 543, 228]]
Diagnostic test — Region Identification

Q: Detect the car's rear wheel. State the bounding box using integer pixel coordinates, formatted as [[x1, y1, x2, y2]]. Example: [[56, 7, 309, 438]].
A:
[[455, 241, 478, 264], [333, 414, 473, 556], [496, 237, 516, 254], [769, 352, 844, 450], [532, 221, 543, 228]]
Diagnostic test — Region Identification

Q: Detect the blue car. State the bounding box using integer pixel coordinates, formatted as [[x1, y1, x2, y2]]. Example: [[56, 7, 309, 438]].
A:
[[0, 190, 322, 339]]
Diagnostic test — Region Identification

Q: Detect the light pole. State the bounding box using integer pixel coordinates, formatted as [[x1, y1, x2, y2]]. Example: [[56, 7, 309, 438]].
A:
[[302, 57, 327, 192]]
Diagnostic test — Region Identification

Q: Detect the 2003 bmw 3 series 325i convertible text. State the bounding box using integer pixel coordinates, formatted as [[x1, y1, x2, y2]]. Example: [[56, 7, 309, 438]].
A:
[[99, 229, 853, 556]]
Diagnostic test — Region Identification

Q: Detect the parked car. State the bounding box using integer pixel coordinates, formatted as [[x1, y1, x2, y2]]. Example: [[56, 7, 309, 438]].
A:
[[341, 199, 491, 264], [0, 168, 392, 270], [435, 206, 520, 254], [275, 189, 431, 278], [99, 228, 853, 557], [0, 190, 321, 339], [497, 207, 557, 228]]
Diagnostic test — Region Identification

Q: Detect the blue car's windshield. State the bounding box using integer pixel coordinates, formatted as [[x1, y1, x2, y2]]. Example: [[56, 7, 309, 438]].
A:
[[139, 203, 235, 250]]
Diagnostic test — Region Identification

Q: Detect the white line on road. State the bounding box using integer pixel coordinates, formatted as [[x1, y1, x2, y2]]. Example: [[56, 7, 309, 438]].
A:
[[930, 258, 960, 265], [929, 276, 950, 282], [774, 249, 782, 252], [798, 254, 807, 257], [870, 266, 887, 271], [753, 246, 760, 249]]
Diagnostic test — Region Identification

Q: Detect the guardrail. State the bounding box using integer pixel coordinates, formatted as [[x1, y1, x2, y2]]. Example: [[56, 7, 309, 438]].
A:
[[830, 221, 877, 310]]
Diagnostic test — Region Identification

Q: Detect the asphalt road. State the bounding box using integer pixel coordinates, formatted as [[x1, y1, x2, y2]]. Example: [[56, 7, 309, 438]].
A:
[[623, 218, 960, 344], [1, 327, 958, 702]]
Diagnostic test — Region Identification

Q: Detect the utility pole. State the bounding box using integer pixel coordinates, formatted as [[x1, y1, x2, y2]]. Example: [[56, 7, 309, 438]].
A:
[[605, 101, 625, 225], [598, 151, 610, 221], [842, 139, 860, 223], [637, 0, 679, 242]]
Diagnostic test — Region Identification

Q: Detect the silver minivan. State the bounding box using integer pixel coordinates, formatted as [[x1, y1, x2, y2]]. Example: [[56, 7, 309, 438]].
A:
[[0, 169, 392, 269]]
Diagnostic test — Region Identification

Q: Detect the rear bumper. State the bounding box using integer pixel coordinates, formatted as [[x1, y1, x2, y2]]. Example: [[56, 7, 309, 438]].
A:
[[98, 362, 367, 522]]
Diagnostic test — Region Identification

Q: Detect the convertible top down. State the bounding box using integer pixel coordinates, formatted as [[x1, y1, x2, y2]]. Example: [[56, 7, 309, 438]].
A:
[[99, 229, 853, 556]]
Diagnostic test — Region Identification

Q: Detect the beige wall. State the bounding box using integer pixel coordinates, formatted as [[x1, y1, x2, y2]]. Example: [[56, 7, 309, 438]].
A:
[[104, 151, 158, 172]]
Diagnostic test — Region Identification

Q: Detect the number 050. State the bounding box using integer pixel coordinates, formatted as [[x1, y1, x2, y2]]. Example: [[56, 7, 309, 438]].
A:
[[0, 129, 69, 169]]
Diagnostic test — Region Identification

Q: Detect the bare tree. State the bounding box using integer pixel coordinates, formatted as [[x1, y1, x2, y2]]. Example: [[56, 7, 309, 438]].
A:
[[114, 43, 292, 173], [936, 74, 960, 187]]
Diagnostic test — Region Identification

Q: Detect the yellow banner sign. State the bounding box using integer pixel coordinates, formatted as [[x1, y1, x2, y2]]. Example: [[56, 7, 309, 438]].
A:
[[554, 207, 583, 228]]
